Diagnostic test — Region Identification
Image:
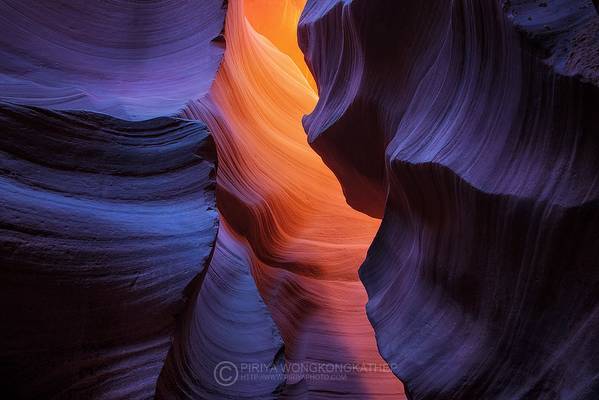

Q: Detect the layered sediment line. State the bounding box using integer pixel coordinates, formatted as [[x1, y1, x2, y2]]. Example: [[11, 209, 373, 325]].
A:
[[300, 0, 599, 398], [0, 103, 218, 398], [0, 0, 226, 120], [163, 0, 405, 397]]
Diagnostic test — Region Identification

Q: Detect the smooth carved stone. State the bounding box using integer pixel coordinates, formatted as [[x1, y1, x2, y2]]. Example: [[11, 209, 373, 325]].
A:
[[0, 1, 226, 120], [156, 224, 285, 400], [0, 102, 218, 399], [300, 0, 599, 398], [176, 0, 405, 397]]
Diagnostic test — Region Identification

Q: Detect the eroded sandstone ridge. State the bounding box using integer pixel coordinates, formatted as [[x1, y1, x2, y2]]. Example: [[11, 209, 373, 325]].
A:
[[0, 1, 226, 120], [0, 1, 225, 397], [0, 104, 218, 398], [1, 0, 597, 398], [300, 0, 599, 398]]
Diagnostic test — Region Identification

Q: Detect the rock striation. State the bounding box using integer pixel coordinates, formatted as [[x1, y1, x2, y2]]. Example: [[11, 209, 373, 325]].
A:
[[156, 223, 285, 399], [0, 103, 218, 398], [172, 0, 405, 397], [0, 0, 226, 120], [300, 0, 599, 398]]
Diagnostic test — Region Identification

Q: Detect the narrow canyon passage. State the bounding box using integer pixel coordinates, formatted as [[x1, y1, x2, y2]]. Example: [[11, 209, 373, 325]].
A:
[[183, 0, 405, 397], [2, 1, 598, 398]]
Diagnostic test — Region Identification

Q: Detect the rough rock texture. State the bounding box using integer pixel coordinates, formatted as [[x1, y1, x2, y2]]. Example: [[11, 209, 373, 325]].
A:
[[505, 0, 599, 86], [0, 103, 218, 398], [0, 0, 226, 120], [300, 0, 599, 399]]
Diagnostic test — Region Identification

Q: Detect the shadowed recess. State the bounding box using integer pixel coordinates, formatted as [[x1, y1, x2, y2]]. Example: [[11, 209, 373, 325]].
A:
[[0, 102, 218, 398], [299, 0, 599, 398]]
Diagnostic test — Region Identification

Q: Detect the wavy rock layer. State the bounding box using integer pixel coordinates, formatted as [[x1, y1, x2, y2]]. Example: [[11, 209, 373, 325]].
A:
[[0, 0, 226, 120], [0, 103, 218, 398], [161, 0, 405, 398], [157, 222, 285, 399], [300, 0, 599, 399]]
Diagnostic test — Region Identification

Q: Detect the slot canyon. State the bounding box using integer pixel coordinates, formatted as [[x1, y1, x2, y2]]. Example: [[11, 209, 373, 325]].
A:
[[1, 1, 598, 399]]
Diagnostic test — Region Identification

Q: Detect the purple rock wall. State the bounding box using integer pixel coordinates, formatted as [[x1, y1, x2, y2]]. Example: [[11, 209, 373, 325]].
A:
[[300, 0, 599, 398], [0, 103, 218, 398], [0, 1, 226, 120]]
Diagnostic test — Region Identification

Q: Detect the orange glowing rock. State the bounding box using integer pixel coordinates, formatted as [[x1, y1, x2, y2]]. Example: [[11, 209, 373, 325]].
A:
[[179, 0, 406, 397]]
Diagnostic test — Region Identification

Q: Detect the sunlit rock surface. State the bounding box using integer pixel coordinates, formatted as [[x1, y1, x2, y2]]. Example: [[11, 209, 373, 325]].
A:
[[300, 0, 599, 398], [0, 103, 218, 398], [171, 0, 405, 397], [0, 0, 226, 120]]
